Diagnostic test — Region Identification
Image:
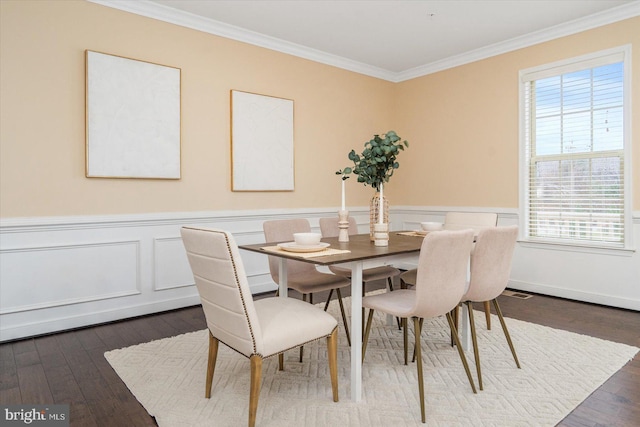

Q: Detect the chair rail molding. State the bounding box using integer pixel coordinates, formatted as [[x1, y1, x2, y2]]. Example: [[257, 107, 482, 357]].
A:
[[1, 207, 638, 341]]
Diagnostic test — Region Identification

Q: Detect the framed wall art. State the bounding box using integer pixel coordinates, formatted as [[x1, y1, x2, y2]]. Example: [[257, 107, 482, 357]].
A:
[[85, 50, 181, 179], [231, 90, 294, 191]]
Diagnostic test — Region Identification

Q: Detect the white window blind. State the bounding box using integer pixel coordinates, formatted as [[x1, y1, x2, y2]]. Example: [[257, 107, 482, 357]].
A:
[[522, 49, 628, 248]]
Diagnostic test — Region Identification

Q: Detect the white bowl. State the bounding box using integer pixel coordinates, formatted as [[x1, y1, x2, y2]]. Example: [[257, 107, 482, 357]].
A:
[[420, 222, 443, 232], [293, 232, 322, 246]]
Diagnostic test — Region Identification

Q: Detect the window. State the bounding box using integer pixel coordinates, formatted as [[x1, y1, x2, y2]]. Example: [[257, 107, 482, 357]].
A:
[[520, 46, 631, 249]]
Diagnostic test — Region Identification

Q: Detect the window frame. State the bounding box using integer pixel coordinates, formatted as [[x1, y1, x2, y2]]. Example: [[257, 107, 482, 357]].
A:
[[518, 45, 633, 252]]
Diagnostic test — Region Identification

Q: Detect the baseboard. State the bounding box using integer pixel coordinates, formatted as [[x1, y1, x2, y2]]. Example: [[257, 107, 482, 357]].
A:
[[0, 294, 202, 342], [509, 280, 640, 311]]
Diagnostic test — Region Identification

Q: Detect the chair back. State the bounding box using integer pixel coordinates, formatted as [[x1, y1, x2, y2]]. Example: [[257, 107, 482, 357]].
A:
[[464, 225, 518, 302], [412, 229, 474, 318], [444, 212, 498, 233], [319, 216, 358, 238], [181, 227, 263, 357], [263, 219, 317, 281]]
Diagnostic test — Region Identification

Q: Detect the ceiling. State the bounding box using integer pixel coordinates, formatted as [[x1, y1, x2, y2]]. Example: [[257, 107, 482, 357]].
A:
[[94, 0, 640, 81]]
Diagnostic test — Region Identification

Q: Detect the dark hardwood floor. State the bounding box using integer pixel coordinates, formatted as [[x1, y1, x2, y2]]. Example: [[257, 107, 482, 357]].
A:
[[1, 283, 638, 426]]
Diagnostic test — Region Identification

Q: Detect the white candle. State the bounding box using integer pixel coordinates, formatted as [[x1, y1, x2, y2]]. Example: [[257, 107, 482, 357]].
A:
[[378, 183, 384, 224], [341, 179, 345, 211]]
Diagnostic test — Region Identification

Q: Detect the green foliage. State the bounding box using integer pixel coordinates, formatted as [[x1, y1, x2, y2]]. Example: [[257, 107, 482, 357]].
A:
[[338, 131, 409, 191]]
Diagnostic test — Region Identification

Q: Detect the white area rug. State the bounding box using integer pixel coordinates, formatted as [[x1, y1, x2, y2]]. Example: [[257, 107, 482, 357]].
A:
[[105, 297, 638, 426]]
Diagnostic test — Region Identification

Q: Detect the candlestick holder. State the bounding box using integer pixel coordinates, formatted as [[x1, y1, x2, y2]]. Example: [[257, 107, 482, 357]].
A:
[[374, 222, 389, 247], [338, 210, 350, 242]]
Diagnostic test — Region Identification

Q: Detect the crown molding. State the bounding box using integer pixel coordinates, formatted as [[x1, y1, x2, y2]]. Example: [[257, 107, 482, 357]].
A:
[[88, 0, 640, 83], [86, 0, 396, 81], [393, 1, 640, 82]]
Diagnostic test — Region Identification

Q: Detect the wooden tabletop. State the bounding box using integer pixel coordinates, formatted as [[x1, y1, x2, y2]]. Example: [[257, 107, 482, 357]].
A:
[[238, 232, 424, 266]]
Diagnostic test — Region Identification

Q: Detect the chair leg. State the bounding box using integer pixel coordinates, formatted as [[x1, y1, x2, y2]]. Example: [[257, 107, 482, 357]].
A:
[[205, 332, 219, 398], [335, 288, 351, 347], [323, 289, 334, 311], [492, 299, 521, 368], [446, 312, 477, 394], [248, 355, 262, 427], [450, 305, 460, 347], [484, 301, 491, 330], [387, 277, 402, 330], [413, 317, 426, 423], [362, 309, 375, 361], [412, 318, 423, 363], [326, 328, 339, 402], [403, 317, 408, 365], [278, 353, 284, 371], [466, 301, 483, 390]]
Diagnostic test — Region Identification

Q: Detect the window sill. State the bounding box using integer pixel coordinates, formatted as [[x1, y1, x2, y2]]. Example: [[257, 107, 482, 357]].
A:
[[518, 239, 635, 256]]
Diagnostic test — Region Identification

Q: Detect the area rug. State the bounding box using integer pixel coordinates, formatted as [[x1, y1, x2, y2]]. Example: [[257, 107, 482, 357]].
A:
[[105, 296, 638, 426]]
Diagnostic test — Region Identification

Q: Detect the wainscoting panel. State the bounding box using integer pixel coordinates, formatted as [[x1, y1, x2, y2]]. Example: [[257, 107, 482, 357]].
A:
[[0, 240, 141, 314], [153, 236, 194, 291], [1, 207, 637, 341]]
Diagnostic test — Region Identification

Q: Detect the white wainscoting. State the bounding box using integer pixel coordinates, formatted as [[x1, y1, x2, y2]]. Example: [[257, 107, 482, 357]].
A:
[[1, 207, 638, 341]]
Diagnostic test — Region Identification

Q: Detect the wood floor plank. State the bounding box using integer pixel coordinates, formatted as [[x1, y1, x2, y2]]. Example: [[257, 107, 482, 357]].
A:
[[16, 363, 54, 403]]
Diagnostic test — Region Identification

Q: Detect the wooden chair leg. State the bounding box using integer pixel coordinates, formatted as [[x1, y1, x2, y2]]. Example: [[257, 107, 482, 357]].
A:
[[466, 301, 483, 390], [411, 318, 424, 363], [450, 305, 460, 346], [484, 301, 491, 330], [205, 332, 219, 398], [278, 353, 284, 371], [446, 312, 477, 394], [413, 317, 426, 423], [335, 288, 351, 347], [248, 355, 262, 427], [326, 329, 339, 402], [492, 299, 521, 368], [362, 309, 375, 361]]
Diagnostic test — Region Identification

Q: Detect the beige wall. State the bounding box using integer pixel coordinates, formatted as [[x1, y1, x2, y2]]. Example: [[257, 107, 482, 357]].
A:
[[0, 0, 393, 217], [392, 16, 640, 210], [1, 1, 638, 218]]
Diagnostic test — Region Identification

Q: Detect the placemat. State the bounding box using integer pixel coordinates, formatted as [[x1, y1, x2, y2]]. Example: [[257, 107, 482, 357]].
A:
[[261, 246, 351, 258]]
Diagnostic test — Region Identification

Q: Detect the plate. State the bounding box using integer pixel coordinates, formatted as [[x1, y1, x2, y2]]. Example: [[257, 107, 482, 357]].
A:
[[277, 242, 330, 253]]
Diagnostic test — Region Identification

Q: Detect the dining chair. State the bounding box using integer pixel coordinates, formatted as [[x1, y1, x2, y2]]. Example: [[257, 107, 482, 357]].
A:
[[400, 211, 498, 329], [181, 226, 339, 427], [461, 225, 520, 390], [263, 219, 352, 359], [319, 216, 402, 330], [362, 229, 477, 423]]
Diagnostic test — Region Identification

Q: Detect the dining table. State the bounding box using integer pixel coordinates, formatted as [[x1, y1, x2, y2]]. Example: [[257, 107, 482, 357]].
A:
[[239, 231, 473, 402]]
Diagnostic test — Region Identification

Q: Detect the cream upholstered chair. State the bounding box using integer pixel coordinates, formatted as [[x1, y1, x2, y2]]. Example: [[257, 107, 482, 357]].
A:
[[319, 216, 402, 329], [181, 227, 339, 427], [400, 211, 498, 329], [263, 219, 352, 356], [362, 229, 477, 423], [461, 225, 520, 390]]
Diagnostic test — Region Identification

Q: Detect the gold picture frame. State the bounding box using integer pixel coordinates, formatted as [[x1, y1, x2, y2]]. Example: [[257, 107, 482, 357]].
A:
[[85, 50, 181, 179], [231, 90, 294, 191]]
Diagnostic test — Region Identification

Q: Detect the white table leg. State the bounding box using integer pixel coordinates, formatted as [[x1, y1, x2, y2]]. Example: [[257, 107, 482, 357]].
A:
[[350, 262, 363, 402], [278, 258, 287, 298], [459, 303, 471, 351]]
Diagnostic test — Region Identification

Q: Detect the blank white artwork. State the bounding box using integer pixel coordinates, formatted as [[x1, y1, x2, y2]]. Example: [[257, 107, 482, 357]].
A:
[[86, 50, 181, 179], [231, 90, 294, 191]]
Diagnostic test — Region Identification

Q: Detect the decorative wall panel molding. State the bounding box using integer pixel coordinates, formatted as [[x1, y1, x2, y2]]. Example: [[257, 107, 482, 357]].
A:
[[1, 207, 637, 341]]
